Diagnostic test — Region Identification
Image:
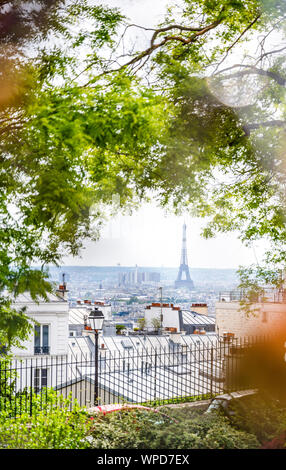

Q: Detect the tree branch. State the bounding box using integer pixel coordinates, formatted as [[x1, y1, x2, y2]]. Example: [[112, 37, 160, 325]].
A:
[[82, 16, 224, 86], [213, 14, 262, 73], [243, 120, 286, 136], [215, 64, 286, 87], [256, 45, 286, 63]]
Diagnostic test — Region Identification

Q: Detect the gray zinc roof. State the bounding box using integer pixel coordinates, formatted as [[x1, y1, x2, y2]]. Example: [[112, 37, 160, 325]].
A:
[[68, 332, 220, 358], [12, 292, 66, 303], [69, 307, 91, 325], [182, 310, 215, 326]]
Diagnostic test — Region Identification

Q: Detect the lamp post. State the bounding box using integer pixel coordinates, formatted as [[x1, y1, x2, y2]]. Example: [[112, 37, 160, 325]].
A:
[[88, 309, 104, 406]]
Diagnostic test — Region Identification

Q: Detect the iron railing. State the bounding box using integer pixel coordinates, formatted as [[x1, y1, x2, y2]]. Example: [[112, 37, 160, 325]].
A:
[[0, 337, 267, 417], [219, 288, 286, 303], [34, 346, 50, 355]]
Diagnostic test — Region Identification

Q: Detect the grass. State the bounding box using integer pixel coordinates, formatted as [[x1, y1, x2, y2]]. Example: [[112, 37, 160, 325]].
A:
[[141, 393, 212, 407]]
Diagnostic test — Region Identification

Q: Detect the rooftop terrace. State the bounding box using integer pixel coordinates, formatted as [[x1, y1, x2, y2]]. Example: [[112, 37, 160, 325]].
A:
[[219, 288, 286, 304]]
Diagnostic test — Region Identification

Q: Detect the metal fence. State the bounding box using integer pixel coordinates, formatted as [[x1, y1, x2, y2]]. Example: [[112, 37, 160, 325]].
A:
[[219, 288, 286, 303], [0, 337, 262, 417]]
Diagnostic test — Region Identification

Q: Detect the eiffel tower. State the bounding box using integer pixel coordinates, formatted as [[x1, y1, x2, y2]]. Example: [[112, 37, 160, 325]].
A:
[[175, 223, 194, 290]]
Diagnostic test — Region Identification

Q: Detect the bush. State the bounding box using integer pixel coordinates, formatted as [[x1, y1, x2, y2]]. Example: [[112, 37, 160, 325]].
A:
[[261, 433, 286, 449], [89, 407, 259, 449], [2, 389, 283, 449], [0, 390, 92, 449], [89, 409, 168, 449], [115, 325, 126, 335], [146, 408, 259, 449], [228, 393, 286, 446]]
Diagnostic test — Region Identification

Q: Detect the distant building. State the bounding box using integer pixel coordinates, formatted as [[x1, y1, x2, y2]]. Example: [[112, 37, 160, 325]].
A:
[[145, 302, 183, 332], [215, 289, 286, 338], [73, 300, 112, 321], [118, 267, 160, 286], [69, 300, 114, 338], [144, 302, 215, 334]]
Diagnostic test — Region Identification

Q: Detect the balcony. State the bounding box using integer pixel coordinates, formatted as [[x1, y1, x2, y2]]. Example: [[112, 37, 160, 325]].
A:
[[219, 288, 286, 304], [34, 346, 50, 355]]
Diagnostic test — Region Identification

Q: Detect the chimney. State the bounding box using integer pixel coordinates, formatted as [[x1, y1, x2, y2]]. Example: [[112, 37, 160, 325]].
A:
[[56, 284, 68, 301], [56, 273, 69, 300], [191, 303, 208, 316]]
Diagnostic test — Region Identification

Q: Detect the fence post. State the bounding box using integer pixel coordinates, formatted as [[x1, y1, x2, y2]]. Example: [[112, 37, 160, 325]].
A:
[[30, 363, 33, 416], [210, 347, 214, 398], [154, 348, 157, 403]]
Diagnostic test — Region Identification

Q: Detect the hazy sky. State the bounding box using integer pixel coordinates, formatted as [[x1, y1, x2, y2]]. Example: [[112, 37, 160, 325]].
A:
[[63, 202, 268, 269], [104, 0, 168, 26], [62, 0, 269, 269]]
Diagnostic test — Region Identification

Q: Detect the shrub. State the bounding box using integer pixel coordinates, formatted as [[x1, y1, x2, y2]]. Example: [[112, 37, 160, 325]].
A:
[[115, 325, 126, 335], [228, 393, 286, 445], [89, 409, 168, 449], [2, 389, 283, 449], [147, 408, 259, 449], [0, 390, 92, 449], [89, 407, 259, 449], [261, 433, 286, 449]]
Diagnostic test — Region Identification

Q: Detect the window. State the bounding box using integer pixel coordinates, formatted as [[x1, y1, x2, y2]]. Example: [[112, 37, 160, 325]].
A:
[[34, 325, 50, 354], [34, 368, 48, 392]]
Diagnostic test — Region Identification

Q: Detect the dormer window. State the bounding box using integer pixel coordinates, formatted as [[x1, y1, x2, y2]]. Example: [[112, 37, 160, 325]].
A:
[[34, 324, 50, 354]]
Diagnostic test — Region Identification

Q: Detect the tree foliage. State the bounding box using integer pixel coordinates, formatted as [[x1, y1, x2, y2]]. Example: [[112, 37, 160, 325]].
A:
[[107, 0, 286, 289], [0, 1, 167, 344], [1, 0, 286, 343]]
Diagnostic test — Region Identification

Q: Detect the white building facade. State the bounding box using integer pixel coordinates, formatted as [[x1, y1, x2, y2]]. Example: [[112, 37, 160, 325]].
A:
[[11, 291, 69, 358], [9, 289, 69, 393], [144, 303, 183, 332]]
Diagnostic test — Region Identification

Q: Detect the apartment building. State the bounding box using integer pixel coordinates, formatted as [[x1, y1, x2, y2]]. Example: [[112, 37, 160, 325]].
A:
[[215, 289, 286, 338]]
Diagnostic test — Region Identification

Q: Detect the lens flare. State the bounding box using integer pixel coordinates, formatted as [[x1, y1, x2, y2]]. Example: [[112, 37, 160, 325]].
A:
[[225, 316, 286, 404]]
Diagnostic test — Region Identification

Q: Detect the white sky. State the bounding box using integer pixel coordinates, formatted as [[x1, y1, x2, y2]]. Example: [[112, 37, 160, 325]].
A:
[[104, 0, 168, 27], [63, 203, 268, 269], [62, 0, 269, 269]]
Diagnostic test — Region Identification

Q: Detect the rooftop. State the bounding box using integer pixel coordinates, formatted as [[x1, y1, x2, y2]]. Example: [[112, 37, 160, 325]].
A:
[[218, 289, 286, 304], [182, 310, 215, 326], [65, 334, 223, 403], [12, 291, 66, 304], [69, 306, 91, 325], [68, 332, 220, 356]]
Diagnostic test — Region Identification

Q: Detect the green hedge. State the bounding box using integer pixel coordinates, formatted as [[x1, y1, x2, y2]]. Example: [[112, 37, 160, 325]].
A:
[[0, 389, 92, 449], [88, 408, 259, 449]]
